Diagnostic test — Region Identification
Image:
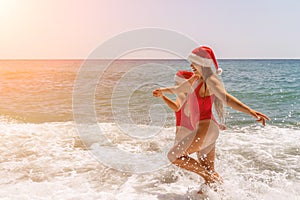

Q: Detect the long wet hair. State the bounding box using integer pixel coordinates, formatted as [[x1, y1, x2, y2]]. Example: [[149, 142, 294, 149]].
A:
[[201, 66, 226, 126]]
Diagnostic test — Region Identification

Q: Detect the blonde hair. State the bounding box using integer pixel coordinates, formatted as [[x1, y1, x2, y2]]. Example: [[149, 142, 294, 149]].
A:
[[201, 66, 225, 125]]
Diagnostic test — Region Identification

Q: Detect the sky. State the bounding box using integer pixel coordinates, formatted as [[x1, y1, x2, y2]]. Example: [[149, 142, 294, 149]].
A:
[[0, 0, 299, 59]]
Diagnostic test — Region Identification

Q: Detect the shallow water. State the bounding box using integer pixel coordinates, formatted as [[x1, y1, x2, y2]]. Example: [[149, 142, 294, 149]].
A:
[[0, 59, 299, 199], [0, 121, 299, 199]]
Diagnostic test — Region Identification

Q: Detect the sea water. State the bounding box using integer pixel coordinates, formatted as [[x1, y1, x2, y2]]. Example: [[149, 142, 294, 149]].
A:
[[0, 59, 299, 199]]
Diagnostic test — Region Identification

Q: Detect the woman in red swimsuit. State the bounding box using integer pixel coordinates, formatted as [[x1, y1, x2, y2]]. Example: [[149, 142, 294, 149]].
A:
[[153, 46, 270, 192], [157, 70, 195, 143]]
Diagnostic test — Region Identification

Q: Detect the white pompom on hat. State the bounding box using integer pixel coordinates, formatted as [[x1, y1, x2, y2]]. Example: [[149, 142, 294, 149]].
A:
[[188, 46, 223, 75]]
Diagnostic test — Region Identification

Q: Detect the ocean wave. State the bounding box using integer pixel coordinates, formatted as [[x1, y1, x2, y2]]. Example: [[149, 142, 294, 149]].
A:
[[0, 121, 299, 199]]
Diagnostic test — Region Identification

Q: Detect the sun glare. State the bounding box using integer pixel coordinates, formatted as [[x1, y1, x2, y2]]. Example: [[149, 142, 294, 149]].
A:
[[0, 0, 18, 17]]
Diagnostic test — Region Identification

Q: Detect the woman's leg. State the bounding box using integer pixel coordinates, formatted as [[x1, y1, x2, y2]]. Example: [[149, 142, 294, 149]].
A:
[[197, 146, 223, 184], [197, 145, 216, 173], [167, 120, 219, 182], [197, 144, 217, 174]]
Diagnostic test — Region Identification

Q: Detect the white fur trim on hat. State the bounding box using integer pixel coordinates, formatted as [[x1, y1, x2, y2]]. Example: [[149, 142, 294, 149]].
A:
[[188, 53, 213, 67], [174, 76, 186, 84]]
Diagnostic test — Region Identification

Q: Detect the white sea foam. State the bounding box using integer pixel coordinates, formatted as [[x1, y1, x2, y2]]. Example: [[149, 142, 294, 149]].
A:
[[0, 120, 299, 199]]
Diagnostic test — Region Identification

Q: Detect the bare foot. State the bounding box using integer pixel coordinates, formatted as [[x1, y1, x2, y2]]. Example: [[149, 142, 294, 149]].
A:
[[198, 182, 223, 194], [197, 183, 209, 194], [198, 172, 223, 193]]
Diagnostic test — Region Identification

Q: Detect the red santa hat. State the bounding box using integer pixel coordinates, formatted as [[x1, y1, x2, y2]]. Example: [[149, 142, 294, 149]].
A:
[[188, 46, 223, 75], [174, 70, 194, 83]]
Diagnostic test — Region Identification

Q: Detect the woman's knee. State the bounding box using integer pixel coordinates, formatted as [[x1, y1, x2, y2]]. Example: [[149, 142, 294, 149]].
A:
[[167, 146, 186, 163], [167, 149, 177, 163]]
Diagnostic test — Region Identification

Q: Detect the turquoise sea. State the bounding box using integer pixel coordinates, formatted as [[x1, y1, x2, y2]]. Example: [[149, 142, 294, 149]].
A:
[[0, 59, 299, 199], [221, 59, 299, 128]]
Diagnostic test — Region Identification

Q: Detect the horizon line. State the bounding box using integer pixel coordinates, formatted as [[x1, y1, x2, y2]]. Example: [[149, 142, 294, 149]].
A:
[[1, 58, 300, 61]]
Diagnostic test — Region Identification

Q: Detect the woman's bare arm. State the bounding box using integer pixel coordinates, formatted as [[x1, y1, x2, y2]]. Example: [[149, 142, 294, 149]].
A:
[[206, 74, 270, 125], [161, 95, 181, 112], [154, 75, 199, 95], [225, 93, 270, 125], [153, 86, 186, 112]]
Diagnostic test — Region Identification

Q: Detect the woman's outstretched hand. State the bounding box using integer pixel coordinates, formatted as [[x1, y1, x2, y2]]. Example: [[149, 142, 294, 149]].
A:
[[249, 110, 270, 126], [152, 89, 163, 97]]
